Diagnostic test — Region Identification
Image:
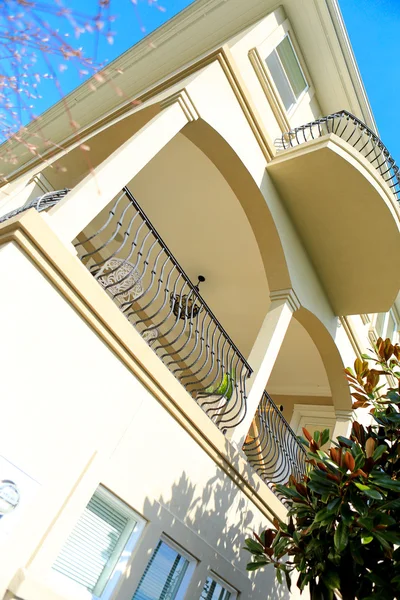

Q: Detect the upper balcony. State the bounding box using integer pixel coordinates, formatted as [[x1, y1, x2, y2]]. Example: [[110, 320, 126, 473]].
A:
[[268, 110, 400, 316]]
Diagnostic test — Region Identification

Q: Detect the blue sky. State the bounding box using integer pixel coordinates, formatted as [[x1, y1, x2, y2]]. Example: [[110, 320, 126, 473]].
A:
[[338, 0, 400, 159], [16, 0, 400, 163]]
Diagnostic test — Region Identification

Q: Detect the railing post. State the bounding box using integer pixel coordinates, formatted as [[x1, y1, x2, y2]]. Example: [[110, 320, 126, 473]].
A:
[[230, 288, 300, 449], [49, 101, 193, 244]]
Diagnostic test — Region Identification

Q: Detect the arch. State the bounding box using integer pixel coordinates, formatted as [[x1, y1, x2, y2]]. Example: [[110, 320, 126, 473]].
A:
[[182, 118, 291, 293], [295, 307, 352, 412]]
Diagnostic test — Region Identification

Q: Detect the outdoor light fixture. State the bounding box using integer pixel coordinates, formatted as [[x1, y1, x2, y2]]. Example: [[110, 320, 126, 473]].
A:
[[170, 275, 205, 320]]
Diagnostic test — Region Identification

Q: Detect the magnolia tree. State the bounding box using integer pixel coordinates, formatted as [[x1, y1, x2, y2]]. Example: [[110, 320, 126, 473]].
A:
[[245, 337, 400, 600]]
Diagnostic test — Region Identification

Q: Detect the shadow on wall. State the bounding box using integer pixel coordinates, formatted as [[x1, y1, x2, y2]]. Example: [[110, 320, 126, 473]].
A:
[[112, 462, 290, 600]]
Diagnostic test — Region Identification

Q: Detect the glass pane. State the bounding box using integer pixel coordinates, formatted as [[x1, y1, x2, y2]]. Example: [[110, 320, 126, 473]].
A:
[[375, 312, 386, 337], [52, 491, 133, 594], [266, 50, 295, 111], [276, 36, 307, 99], [132, 541, 190, 600], [200, 577, 232, 600], [386, 312, 397, 341]]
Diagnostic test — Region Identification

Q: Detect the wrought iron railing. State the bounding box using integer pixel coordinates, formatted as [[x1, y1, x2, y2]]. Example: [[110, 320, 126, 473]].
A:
[[243, 391, 307, 495], [75, 186, 252, 432], [275, 110, 400, 202], [0, 188, 70, 223]]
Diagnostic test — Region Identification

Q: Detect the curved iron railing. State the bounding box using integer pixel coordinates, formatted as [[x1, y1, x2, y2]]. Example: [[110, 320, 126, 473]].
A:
[[275, 110, 400, 202], [75, 186, 252, 432], [243, 391, 307, 496], [0, 188, 70, 223]]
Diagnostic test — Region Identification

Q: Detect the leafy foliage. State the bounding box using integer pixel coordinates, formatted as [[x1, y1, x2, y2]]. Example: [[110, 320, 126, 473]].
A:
[[244, 338, 400, 600]]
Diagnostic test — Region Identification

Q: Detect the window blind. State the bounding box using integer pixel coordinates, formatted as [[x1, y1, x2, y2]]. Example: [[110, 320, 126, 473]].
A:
[[200, 576, 233, 600], [132, 540, 190, 600], [276, 36, 307, 99], [53, 489, 136, 596], [266, 36, 307, 112]]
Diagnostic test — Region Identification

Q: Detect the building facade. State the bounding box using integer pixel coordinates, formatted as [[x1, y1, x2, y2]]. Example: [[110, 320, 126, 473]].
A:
[[0, 1, 399, 599]]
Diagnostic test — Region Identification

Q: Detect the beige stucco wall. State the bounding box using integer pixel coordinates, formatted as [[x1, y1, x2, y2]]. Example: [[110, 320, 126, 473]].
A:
[[0, 236, 308, 600]]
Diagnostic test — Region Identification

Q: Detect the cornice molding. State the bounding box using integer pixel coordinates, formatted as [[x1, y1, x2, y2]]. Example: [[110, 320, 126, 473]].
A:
[[1, 46, 274, 186]]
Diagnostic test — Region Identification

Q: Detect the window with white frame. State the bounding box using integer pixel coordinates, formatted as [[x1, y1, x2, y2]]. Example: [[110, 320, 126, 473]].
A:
[[132, 538, 196, 600], [266, 35, 308, 112], [200, 574, 238, 600], [52, 486, 145, 599], [374, 309, 399, 343]]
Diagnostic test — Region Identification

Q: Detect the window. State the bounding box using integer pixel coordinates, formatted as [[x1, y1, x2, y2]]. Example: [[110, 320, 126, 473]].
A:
[[52, 487, 144, 598], [200, 575, 237, 600], [132, 538, 196, 600], [374, 309, 399, 343], [266, 35, 307, 112]]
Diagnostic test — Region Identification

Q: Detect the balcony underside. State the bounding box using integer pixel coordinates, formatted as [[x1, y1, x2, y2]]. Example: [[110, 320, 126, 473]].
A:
[[268, 134, 400, 315]]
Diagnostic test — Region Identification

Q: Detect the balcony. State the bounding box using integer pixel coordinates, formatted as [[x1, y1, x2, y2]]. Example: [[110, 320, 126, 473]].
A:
[[268, 110, 400, 315], [0, 187, 318, 502], [72, 186, 254, 434], [243, 391, 307, 498]]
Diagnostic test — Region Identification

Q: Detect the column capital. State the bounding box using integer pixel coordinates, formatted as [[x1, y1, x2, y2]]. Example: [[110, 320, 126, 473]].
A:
[[269, 288, 301, 313], [335, 408, 354, 421]]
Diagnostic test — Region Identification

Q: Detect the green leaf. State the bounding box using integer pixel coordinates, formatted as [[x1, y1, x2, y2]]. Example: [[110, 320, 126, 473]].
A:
[[355, 483, 370, 491], [244, 539, 264, 554], [361, 534, 373, 545], [372, 445, 388, 461], [284, 568, 292, 592], [370, 474, 400, 492], [321, 570, 340, 590], [372, 531, 392, 551], [246, 560, 268, 571], [321, 428, 331, 446], [357, 516, 374, 530], [340, 502, 354, 526], [327, 498, 341, 513], [337, 435, 353, 447], [276, 567, 283, 584], [334, 521, 348, 552], [377, 530, 400, 545], [363, 488, 383, 500], [315, 507, 334, 522], [386, 390, 400, 403], [350, 488, 368, 516], [381, 497, 400, 511], [355, 483, 383, 500]]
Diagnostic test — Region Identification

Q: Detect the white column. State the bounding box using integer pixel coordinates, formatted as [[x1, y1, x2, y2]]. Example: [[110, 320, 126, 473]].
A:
[[49, 101, 191, 243], [231, 288, 300, 448], [331, 409, 354, 443]]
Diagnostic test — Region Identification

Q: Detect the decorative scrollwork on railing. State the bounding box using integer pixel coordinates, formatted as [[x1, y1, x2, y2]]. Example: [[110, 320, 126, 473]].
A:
[[0, 188, 70, 223], [75, 186, 252, 432], [275, 110, 400, 202], [243, 391, 307, 499]]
